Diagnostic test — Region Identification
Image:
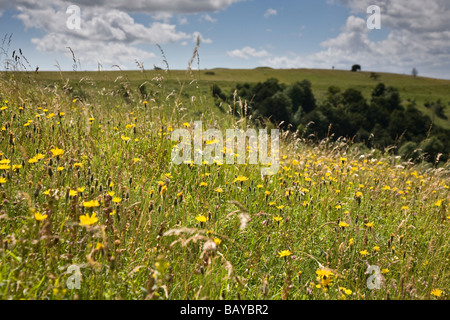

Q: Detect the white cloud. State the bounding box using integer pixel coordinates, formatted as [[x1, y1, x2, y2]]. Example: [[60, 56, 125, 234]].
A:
[[193, 31, 213, 44], [262, 0, 450, 79], [151, 12, 173, 23], [1, 0, 244, 15], [264, 8, 277, 18], [227, 46, 270, 59], [202, 14, 217, 23], [32, 33, 156, 68], [7, 0, 235, 70], [178, 17, 188, 25]]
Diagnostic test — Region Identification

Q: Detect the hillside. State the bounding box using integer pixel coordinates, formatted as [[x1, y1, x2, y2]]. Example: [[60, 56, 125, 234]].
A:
[[23, 68, 450, 129]]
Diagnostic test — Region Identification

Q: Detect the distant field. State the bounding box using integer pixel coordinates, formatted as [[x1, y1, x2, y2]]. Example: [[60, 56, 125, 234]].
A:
[[20, 67, 450, 129]]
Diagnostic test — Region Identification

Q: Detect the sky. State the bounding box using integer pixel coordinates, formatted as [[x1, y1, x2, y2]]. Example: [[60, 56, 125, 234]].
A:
[[0, 0, 449, 79]]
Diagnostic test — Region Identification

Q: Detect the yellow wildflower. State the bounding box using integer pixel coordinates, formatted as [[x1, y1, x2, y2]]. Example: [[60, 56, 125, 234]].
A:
[[82, 200, 100, 208], [34, 212, 48, 221], [278, 250, 292, 258], [80, 212, 99, 226]]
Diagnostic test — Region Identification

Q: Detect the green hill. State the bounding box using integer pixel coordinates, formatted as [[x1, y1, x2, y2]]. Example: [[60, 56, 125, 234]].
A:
[[25, 68, 450, 129]]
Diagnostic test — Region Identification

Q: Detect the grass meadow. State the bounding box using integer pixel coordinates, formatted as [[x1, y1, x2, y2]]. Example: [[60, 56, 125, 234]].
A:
[[0, 66, 449, 300]]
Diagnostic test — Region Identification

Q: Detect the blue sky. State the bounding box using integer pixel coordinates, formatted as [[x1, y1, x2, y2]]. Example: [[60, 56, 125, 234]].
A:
[[0, 0, 449, 79]]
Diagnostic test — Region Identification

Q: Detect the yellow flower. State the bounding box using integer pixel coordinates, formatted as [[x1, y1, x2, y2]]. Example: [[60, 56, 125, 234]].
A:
[[234, 176, 248, 183], [77, 187, 85, 193], [57, 166, 64, 171], [339, 221, 349, 228], [34, 212, 48, 221], [96, 242, 104, 250], [213, 238, 221, 245], [80, 212, 99, 226], [121, 135, 131, 141], [82, 200, 100, 208], [316, 269, 334, 287], [276, 205, 285, 210], [360, 250, 369, 257], [11, 164, 21, 171], [355, 191, 363, 198], [69, 190, 77, 197], [373, 246, 380, 252], [0, 159, 10, 164], [195, 215, 208, 223], [273, 216, 283, 222], [0, 177, 7, 184], [161, 185, 167, 196], [431, 288, 443, 298], [349, 238, 354, 246], [206, 138, 219, 145], [365, 221, 375, 228], [383, 185, 391, 190], [73, 162, 83, 168], [402, 205, 409, 210], [112, 197, 122, 203], [381, 268, 389, 274], [434, 199, 444, 207], [278, 250, 292, 258], [200, 182, 208, 187], [256, 184, 264, 188], [340, 287, 352, 295], [214, 187, 223, 193], [183, 122, 190, 128]]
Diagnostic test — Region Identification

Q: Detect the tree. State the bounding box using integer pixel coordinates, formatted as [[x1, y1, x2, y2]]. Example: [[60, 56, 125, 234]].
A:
[[420, 136, 444, 162], [399, 141, 421, 162], [284, 80, 316, 113], [412, 67, 418, 78], [211, 84, 226, 101], [252, 78, 282, 103], [263, 91, 292, 124], [351, 64, 361, 72]]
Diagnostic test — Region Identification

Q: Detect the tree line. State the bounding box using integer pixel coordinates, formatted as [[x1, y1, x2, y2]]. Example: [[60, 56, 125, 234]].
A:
[[212, 78, 450, 163]]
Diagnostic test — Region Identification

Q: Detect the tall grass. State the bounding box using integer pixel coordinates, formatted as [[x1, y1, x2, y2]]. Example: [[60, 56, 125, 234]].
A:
[[0, 58, 448, 300]]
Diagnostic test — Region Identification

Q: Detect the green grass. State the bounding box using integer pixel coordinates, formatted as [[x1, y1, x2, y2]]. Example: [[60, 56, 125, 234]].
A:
[[18, 67, 450, 129], [0, 70, 449, 300]]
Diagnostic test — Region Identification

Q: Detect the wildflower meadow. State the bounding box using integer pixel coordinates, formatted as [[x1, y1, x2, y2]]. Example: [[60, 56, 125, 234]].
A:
[[0, 66, 448, 301]]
